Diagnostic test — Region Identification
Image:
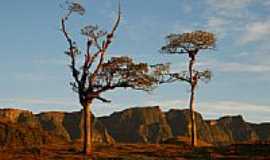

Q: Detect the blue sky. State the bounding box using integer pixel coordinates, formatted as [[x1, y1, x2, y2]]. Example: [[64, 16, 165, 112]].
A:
[[0, 0, 270, 122]]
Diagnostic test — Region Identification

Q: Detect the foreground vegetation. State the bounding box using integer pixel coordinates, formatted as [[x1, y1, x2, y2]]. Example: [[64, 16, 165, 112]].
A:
[[1, 142, 270, 160]]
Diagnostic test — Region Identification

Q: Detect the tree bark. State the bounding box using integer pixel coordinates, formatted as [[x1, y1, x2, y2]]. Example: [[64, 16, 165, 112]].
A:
[[83, 102, 93, 156], [188, 55, 197, 147], [189, 85, 197, 147]]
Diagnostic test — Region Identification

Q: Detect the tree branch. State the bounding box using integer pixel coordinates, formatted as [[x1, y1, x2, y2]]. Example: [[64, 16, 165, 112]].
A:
[[96, 96, 111, 103], [90, 4, 121, 83], [61, 18, 80, 85], [159, 73, 190, 84], [80, 39, 93, 89]]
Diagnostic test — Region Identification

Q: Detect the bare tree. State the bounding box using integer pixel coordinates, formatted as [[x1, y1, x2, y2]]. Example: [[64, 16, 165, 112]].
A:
[[60, 2, 156, 156], [159, 31, 216, 147]]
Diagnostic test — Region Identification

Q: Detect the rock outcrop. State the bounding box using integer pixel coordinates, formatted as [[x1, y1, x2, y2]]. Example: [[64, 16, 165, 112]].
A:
[[166, 109, 260, 145], [0, 109, 53, 148], [0, 106, 269, 147], [0, 108, 115, 147], [99, 106, 173, 143], [215, 115, 259, 143], [250, 123, 270, 141], [0, 108, 39, 126], [36, 111, 115, 144], [165, 109, 214, 143], [36, 112, 72, 142]]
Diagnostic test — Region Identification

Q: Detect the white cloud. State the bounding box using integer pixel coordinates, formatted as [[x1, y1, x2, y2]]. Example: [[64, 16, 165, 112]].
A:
[[144, 99, 270, 122], [240, 21, 270, 44], [217, 62, 270, 73], [199, 101, 270, 122], [205, 17, 228, 38], [14, 73, 52, 81], [92, 99, 188, 117], [200, 60, 270, 73], [263, 1, 270, 6], [203, 0, 257, 42], [143, 99, 187, 110], [33, 58, 65, 65], [181, 0, 192, 14], [171, 21, 198, 34], [0, 97, 81, 113], [207, 17, 226, 29], [207, 0, 254, 9], [0, 98, 77, 106]]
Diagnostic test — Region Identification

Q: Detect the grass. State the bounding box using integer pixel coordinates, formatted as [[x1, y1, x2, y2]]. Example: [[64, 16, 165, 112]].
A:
[[0, 142, 270, 160]]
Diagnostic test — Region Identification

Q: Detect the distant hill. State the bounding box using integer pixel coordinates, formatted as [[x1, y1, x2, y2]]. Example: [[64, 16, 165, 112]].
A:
[[0, 107, 269, 147]]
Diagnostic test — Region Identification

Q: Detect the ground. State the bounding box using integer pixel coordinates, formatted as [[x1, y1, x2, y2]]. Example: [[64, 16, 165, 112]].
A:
[[0, 142, 270, 160]]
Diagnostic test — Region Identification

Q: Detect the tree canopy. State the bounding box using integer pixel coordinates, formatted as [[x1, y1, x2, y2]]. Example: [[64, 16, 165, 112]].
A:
[[161, 31, 216, 55], [61, 2, 157, 105]]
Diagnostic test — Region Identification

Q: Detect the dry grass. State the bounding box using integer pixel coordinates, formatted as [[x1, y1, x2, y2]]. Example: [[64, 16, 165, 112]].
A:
[[0, 142, 270, 160]]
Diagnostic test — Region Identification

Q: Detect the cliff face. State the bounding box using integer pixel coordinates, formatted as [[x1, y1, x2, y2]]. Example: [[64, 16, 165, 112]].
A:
[[166, 109, 213, 143], [0, 106, 269, 147], [0, 121, 48, 148], [0, 108, 114, 147], [0, 109, 53, 148], [99, 106, 173, 143], [36, 112, 72, 142], [36, 111, 115, 144], [0, 108, 39, 127], [215, 115, 259, 143], [251, 123, 270, 141], [165, 109, 234, 145]]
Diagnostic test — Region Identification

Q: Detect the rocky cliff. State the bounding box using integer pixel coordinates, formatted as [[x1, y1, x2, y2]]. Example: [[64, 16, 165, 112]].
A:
[[214, 115, 259, 143], [36, 111, 115, 144], [99, 106, 173, 143], [0, 109, 52, 148], [0, 108, 114, 147], [0, 106, 269, 147]]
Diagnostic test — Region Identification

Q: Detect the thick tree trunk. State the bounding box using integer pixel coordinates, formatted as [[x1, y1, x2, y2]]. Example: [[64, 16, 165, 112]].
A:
[[83, 102, 93, 156], [188, 55, 197, 147]]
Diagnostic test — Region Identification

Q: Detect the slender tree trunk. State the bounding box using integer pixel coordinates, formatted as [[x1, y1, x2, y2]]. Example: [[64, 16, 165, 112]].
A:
[[189, 85, 197, 147], [83, 102, 93, 156], [188, 55, 197, 147]]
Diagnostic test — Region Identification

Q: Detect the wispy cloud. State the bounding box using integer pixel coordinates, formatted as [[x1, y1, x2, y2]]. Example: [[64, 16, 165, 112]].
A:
[[205, 17, 228, 38], [199, 60, 270, 73], [262, 1, 270, 6], [207, 17, 227, 29], [0, 98, 77, 106], [240, 21, 270, 44], [0, 97, 81, 113], [204, 0, 269, 40], [14, 73, 56, 81], [205, 0, 270, 46], [33, 57, 66, 65], [143, 99, 270, 122], [207, 0, 254, 10], [199, 101, 270, 122]]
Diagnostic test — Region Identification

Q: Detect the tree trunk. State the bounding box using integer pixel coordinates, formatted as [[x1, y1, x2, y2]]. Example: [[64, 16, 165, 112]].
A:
[[188, 55, 197, 147], [189, 86, 197, 147], [83, 102, 93, 156]]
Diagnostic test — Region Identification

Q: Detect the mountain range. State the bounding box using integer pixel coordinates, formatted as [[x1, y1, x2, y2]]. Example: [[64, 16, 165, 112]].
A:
[[0, 106, 269, 148]]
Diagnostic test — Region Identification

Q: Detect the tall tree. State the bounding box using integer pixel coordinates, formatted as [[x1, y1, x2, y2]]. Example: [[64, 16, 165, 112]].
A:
[[60, 2, 156, 156], [159, 31, 216, 147]]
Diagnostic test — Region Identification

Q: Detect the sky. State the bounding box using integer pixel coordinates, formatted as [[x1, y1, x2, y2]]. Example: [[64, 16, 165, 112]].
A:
[[0, 0, 270, 122]]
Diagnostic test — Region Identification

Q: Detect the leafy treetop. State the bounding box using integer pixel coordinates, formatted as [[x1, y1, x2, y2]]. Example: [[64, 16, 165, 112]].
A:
[[161, 31, 216, 55]]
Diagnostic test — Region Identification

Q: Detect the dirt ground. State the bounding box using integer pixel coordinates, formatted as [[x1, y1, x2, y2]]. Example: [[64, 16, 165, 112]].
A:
[[0, 142, 270, 160]]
